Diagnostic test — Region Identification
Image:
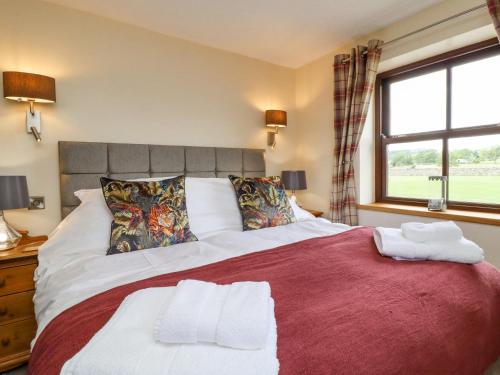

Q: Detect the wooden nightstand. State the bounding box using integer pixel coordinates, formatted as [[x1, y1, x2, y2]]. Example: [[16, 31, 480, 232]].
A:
[[305, 209, 324, 218], [0, 233, 46, 372]]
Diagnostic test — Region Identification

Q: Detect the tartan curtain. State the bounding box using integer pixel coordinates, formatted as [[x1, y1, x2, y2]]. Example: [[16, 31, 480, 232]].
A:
[[488, 0, 500, 41], [331, 40, 382, 225]]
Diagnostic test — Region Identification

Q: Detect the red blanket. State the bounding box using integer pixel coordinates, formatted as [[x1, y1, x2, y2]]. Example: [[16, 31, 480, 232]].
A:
[[29, 228, 500, 375]]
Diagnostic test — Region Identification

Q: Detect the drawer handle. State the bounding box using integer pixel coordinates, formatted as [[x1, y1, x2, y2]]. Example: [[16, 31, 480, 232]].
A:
[[0, 307, 7, 316], [1, 338, 10, 347], [0, 278, 5, 288]]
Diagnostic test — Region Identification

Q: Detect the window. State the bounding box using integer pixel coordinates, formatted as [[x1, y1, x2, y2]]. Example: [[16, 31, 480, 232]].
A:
[[376, 39, 500, 212]]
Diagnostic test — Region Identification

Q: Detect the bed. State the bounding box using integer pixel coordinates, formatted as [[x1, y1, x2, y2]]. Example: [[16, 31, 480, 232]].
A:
[[28, 141, 500, 374]]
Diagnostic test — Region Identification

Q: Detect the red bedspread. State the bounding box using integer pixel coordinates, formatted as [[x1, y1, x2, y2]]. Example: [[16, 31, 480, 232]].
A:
[[29, 228, 500, 375]]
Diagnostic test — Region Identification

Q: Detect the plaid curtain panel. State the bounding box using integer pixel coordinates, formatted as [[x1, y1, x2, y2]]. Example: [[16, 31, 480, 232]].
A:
[[488, 0, 500, 41], [331, 40, 382, 225]]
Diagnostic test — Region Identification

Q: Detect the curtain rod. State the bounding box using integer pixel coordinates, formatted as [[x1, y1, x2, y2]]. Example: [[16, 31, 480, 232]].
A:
[[341, 3, 488, 63]]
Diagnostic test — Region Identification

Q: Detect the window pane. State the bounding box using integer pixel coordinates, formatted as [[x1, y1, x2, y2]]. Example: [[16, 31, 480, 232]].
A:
[[449, 134, 500, 204], [452, 54, 500, 128], [389, 70, 446, 135], [387, 140, 443, 199]]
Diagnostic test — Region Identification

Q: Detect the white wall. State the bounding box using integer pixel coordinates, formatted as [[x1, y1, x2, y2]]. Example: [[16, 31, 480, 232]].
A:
[[0, 0, 297, 235]]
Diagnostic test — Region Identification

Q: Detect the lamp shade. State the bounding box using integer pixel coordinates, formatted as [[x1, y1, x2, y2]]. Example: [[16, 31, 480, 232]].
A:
[[265, 110, 287, 128], [0, 176, 29, 210], [3, 71, 56, 103], [281, 170, 307, 190]]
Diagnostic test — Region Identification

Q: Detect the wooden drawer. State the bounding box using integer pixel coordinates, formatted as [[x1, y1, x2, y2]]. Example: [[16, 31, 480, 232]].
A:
[[0, 291, 35, 325], [0, 318, 37, 360], [0, 264, 36, 297]]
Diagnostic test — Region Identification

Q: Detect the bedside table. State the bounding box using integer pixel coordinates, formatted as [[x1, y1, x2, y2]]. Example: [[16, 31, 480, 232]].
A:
[[0, 233, 46, 372], [305, 209, 324, 218]]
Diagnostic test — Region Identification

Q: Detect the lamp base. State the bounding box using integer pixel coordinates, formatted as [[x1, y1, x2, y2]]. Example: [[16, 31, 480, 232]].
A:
[[0, 211, 22, 251], [289, 193, 302, 207]]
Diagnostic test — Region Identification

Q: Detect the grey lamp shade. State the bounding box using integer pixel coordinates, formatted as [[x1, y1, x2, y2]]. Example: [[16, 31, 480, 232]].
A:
[[0, 176, 29, 210], [281, 170, 307, 190]]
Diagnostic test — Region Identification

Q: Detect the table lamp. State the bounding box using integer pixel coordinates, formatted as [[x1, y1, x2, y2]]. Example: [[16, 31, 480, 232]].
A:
[[0, 176, 29, 250], [281, 170, 307, 204]]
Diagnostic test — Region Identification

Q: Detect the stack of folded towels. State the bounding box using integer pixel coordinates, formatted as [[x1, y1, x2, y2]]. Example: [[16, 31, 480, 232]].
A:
[[374, 221, 484, 264], [155, 279, 273, 350]]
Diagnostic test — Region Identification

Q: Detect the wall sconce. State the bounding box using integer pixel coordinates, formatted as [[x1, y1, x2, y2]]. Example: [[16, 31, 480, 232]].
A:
[[265, 110, 287, 149], [3, 71, 56, 142]]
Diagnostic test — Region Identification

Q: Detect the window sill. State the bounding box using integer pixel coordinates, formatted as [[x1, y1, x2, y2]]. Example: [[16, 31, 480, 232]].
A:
[[357, 203, 500, 227]]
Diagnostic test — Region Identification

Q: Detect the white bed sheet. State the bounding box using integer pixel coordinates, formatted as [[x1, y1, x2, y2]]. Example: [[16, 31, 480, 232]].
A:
[[34, 218, 351, 342]]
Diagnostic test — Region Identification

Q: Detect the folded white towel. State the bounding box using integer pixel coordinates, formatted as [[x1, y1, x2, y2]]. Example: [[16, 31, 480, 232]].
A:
[[217, 281, 271, 350], [154, 280, 218, 344], [61, 287, 279, 375], [155, 279, 271, 350], [401, 221, 463, 243], [374, 227, 484, 264]]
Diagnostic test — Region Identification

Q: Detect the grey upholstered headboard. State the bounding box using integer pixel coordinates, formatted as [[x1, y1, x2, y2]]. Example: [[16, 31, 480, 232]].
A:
[[59, 141, 266, 218]]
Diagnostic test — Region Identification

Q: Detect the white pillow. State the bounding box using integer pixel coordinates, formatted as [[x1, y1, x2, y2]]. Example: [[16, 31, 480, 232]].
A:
[[185, 178, 243, 238], [50, 189, 112, 246], [184, 178, 314, 236], [289, 199, 316, 221], [37, 189, 113, 279], [71, 177, 244, 240], [43, 177, 314, 265]]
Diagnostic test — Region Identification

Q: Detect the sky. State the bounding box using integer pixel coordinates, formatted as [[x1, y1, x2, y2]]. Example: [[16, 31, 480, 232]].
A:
[[389, 53, 500, 151]]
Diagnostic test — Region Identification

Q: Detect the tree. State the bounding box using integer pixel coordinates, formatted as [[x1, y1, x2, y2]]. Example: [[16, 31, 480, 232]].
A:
[[414, 149, 439, 165], [471, 150, 481, 164], [450, 148, 480, 165], [480, 146, 500, 163], [488, 146, 500, 163], [389, 151, 414, 167]]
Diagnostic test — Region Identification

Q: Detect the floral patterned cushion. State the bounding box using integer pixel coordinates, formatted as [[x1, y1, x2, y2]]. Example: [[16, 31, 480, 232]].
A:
[[228, 175, 296, 231], [100, 176, 197, 255]]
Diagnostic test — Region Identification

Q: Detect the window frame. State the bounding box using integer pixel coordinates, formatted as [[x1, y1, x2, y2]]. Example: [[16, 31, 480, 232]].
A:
[[375, 38, 500, 213]]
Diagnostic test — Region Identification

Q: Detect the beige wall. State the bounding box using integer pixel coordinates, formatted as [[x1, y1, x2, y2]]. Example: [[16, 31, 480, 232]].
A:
[[0, 0, 297, 235], [294, 0, 499, 265], [295, 0, 495, 214], [1, 0, 498, 266]]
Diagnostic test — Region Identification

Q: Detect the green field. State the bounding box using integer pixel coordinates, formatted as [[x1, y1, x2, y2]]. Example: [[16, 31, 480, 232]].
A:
[[388, 176, 500, 204]]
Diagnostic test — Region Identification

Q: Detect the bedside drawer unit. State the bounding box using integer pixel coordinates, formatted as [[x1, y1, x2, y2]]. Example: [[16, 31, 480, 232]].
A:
[[305, 208, 324, 218], [0, 234, 45, 372], [0, 263, 36, 297], [0, 318, 37, 364], [0, 290, 35, 325]]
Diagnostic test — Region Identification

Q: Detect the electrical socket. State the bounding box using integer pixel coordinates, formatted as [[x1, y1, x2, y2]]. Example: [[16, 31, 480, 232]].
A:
[[29, 196, 45, 210]]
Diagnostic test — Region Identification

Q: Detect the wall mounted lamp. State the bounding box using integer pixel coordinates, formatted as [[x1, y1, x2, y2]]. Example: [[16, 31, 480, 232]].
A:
[[3, 71, 56, 142], [265, 110, 287, 149]]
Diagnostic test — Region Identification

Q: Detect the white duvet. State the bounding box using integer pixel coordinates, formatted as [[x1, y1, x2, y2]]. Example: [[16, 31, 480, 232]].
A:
[[34, 217, 350, 342]]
